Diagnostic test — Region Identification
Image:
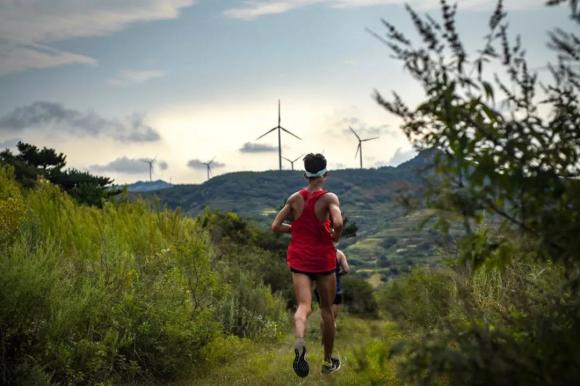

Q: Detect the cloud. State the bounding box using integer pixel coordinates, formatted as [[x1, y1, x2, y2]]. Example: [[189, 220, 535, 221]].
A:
[[388, 147, 416, 166], [224, 0, 324, 20], [0, 1, 195, 76], [224, 0, 536, 20], [239, 142, 278, 153], [338, 116, 394, 138], [108, 69, 167, 87], [91, 156, 169, 174], [0, 138, 20, 150], [0, 42, 97, 76], [157, 160, 169, 170], [187, 159, 225, 169], [0, 101, 160, 143]]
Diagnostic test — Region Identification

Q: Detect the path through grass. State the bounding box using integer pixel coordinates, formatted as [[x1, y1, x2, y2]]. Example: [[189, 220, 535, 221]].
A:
[[189, 312, 402, 385]]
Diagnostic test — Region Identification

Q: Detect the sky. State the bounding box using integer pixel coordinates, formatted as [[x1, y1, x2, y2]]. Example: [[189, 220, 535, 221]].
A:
[[0, 0, 575, 184]]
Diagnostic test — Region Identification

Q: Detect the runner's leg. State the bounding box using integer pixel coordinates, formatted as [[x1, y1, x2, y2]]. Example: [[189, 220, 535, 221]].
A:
[[291, 272, 313, 377], [315, 273, 336, 361], [292, 272, 313, 339]]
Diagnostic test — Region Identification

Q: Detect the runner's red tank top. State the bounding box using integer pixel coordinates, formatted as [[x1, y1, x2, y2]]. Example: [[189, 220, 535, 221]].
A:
[[287, 188, 337, 273]]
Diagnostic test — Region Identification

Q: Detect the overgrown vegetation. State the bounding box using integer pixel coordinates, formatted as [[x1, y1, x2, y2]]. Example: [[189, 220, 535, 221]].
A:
[[364, 0, 580, 384], [0, 166, 287, 385]]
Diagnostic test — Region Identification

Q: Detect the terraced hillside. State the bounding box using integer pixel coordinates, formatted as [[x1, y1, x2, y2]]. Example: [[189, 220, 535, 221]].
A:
[[137, 150, 448, 281]]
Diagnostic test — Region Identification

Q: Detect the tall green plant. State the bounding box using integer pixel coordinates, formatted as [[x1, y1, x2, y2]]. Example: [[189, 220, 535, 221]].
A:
[[0, 167, 286, 385], [367, 1, 580, 384], [372, 0, 580, 269]]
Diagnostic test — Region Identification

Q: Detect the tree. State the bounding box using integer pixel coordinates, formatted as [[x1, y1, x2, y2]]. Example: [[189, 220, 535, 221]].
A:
[[368, 1, 580, 384], [371, 0, 580, 269], [0, 141, 120, 206]]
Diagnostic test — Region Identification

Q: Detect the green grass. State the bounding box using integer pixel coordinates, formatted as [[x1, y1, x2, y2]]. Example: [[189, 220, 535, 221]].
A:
[[189, 314, 403, 386]]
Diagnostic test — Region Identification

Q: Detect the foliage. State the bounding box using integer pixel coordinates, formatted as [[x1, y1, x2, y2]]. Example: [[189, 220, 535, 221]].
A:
[[197, 210, 295, 308], [342, 276, 379, 317], [376, 268, 459, 329], [373, 0, 580, 267], [0, 142, 121, 207], [381, 260, 579, 386], [364, 0, 580, 384], [0, 167, 26, 244], [0, 167, 286, 385]]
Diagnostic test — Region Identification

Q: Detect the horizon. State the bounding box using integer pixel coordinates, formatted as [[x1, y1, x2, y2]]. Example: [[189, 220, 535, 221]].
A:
[[124, 149, 416, 187]]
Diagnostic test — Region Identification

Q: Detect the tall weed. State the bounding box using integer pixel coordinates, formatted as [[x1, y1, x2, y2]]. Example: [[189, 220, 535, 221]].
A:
[[0, 167, 286, 385]]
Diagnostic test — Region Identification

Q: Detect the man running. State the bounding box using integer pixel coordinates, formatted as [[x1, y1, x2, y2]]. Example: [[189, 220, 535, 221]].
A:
[[271, 153, 343, 377]]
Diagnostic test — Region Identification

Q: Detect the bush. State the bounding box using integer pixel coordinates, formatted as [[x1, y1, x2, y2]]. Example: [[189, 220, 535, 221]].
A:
[[0, 168, 286, 385], [388, 262, 580, 386], [197, 210, 294, 307], [342, 276, 379, 317], [376, 268, 459, 329]]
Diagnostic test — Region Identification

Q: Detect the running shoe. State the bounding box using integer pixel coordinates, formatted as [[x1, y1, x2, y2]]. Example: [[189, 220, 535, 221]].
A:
[[293, 341, 309, 378], [321, 356, 341, 374]]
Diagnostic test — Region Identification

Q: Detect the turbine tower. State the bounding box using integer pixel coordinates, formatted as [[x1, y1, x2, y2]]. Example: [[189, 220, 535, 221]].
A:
[[350, 127, 379, 169], [256, 100, 301, 170], [203, 158, 216, 181], [143, 157, 156, 182], [282, 154, 304, 171]]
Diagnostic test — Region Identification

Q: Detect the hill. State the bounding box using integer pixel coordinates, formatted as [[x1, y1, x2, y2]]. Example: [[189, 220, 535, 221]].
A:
[[137, 150, 446, 282], [125, 179, 173, 192]]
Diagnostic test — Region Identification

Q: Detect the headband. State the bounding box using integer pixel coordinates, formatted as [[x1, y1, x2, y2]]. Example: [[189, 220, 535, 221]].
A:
[[304, 168, 327, 178]]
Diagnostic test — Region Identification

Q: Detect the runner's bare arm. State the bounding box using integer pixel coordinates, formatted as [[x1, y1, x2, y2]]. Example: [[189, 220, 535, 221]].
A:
[[271, 197, 293, 233], [328, 193, 343, 241], [337, 249, 350, 274]]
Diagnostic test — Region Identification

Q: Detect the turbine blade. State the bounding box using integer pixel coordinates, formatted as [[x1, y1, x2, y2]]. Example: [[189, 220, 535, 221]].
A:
[[292, 154, 304, 163], [362, 137, 380, 142], [355, 144, 360, 159], [282, 156, 292, 162], [280, 127, 302, 140], [350, 126, 360, 140], [256, 127, 277, 140]]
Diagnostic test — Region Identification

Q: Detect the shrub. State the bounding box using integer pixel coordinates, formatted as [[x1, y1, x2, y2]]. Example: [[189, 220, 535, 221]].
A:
[[376, 268, 459, 329], [0, 169, 287, 385], [342, 276, 379, 317]]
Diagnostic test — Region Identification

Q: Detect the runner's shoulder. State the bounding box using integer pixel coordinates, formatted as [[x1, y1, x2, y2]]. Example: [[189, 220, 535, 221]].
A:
[[323, 191, 340, 203], [287, 191, 303, 203]]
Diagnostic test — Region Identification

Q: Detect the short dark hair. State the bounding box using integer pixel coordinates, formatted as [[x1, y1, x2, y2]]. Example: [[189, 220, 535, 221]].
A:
[[303, 153, 327, 180]]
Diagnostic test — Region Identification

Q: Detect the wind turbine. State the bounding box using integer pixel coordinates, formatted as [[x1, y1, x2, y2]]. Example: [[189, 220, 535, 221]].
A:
[[256, 100, 301, 170], [143, 157, 156, 182], [350, 127, 379, 169], [203, 158, 216, 181], [282, 154, 304, 171]]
